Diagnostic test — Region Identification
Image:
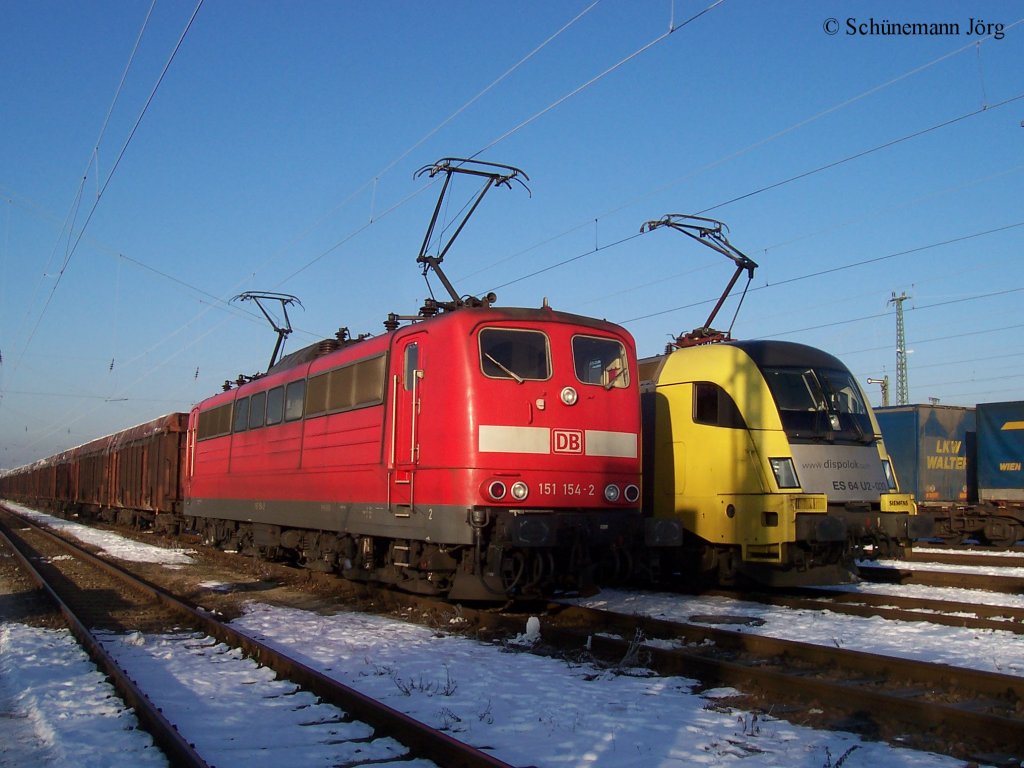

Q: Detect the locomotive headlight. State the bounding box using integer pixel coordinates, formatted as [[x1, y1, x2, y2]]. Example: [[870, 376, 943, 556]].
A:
[[623, 484, 640, 504], [769, 457, 800, 489], [882, 459, 898, 491], [604, 484, 620, 502], [487, 481, 507, 501], [510, 481, 529, 501], [560, 386, 578, 406]]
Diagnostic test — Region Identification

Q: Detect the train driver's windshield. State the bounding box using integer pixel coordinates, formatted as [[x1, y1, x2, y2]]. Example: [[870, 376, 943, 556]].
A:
[[479, 328, 551, 383], [572, 335, 629, 389], [762, 366, 873, 442]]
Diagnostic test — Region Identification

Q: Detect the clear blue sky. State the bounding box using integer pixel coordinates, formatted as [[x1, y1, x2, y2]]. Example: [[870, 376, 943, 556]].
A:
[[2, 0, 1022, 468]]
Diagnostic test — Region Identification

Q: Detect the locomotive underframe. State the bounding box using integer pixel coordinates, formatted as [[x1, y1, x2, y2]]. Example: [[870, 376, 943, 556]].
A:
[[180, 496, 643, 600], [646, 506, 855, 587], [829, 501, 934, 557], [644, 494, 929, 586]]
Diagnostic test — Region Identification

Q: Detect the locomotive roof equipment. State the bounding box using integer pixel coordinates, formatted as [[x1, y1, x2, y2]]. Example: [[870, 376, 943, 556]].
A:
[[231, 291, 303, 373], [640, 214, 758, 349], [412, 157, 529, 316]]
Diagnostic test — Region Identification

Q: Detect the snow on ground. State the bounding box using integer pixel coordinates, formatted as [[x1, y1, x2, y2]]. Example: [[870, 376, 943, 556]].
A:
[[97, 630, 428, 768], [0, 623, 167, 768], [571, 586, 1024, 678], [826, 579, 1024, 610], [1, 504, 1018, 767], [912, 546, 1024, 559], [2, 501, 195, 566], [869, 552, 1024, 579]]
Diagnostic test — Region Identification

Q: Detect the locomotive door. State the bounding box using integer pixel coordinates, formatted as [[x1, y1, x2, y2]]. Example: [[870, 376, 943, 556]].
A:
[[390, 337, 422, 516]]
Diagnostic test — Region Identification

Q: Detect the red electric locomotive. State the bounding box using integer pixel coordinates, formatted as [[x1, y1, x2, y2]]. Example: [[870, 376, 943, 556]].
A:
[[185, 303, 641, 599], [0, 159, 643, 601], [182, 159, 643, 599]]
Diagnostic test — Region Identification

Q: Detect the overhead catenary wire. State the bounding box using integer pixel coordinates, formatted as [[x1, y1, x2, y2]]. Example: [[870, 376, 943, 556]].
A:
[[0, 187, 296, 342], [239, 2, 605, 289], [470, 0, 726, 159], [764, 284, 1024, 340], [269, 0, 718, 294], [487, 90, 1024, 307], [694, 93, 1024, 218], [5, 0, 204, 393], [8, 0, 157, 384], [4, 6, 1022, 463], [620, 220, 1024, 324], [454, 22, 1023, 288]]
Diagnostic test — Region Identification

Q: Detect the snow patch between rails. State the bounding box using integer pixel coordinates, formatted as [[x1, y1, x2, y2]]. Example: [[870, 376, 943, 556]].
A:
[[2, 502, 195, 566], [0, 624, 165, 768]]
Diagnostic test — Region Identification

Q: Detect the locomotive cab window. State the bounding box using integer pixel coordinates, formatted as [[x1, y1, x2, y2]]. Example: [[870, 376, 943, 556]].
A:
[[572, 335, 629, 388], [763, 366, 873, 442], [479, 328, 550, 382], [693, 382, 745, 429]]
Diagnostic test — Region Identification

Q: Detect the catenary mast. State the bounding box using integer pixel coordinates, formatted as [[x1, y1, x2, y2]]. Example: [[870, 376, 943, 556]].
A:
[[889, 291, 910, 405]]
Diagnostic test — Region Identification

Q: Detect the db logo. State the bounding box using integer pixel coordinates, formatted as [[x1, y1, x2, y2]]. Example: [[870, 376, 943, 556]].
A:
[[553, 429, 584, 454]]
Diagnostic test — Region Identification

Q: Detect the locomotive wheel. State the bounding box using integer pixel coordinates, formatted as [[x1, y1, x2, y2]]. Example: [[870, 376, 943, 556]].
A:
[[524, 550, 555, 592], [500, 551, 527, 593]]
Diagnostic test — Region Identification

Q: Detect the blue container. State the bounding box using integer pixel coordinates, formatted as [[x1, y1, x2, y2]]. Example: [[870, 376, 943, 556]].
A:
[[977, 401, 1024, 503], [875, 405, 975, 504]]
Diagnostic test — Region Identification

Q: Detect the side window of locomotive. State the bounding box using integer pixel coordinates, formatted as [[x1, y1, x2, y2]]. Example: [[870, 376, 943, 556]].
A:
[[285, 380, 305, 421], [403, 343, 419, 391], [197, 402, 232, 440], [305, 355, 387, 417], [354, 354, 387, 405], [232, 397, 250, 433], [306, 372, 328, 417], [248, 391, 267, 429], [572, 335, 629, 388], [479, 328, 550, 381], [265, 386, 284, 426], [693, 382, 746, 429]]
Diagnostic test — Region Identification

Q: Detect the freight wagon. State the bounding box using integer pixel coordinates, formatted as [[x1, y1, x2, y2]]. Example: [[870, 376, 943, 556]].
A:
[[876, 401, 1024, 546], [0, 413, 187, 525]]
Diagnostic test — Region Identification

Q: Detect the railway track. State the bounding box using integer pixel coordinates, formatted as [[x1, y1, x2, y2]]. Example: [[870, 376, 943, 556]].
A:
[[904, 548, 1024, 569], [694, 585, 1024, 634], [0, 507, 510, 768], [5, 503, 1023, 765], [535, 602, 1024, 764], [350, 587, 1024, 763], [858, 561, 1024, 593]]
